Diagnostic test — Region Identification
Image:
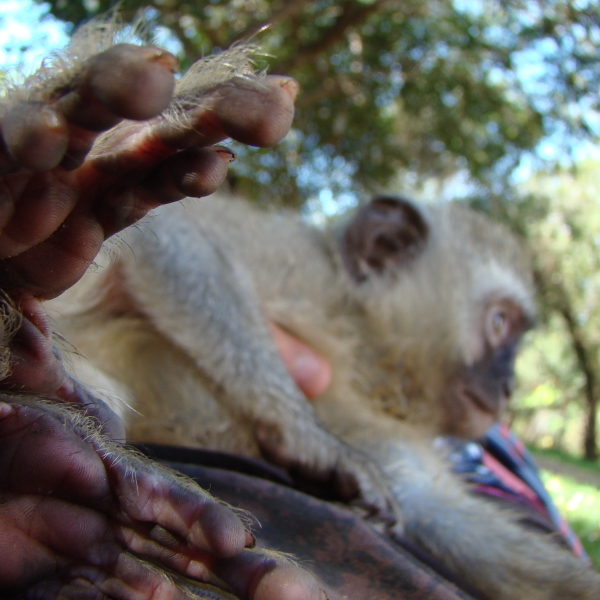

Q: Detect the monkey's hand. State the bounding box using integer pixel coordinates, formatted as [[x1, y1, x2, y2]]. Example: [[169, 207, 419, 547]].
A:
[[0, 397, 326, 600], [0, 35, 297, 301], [0, 29, 297, 409], [265, 323, 403, 530]]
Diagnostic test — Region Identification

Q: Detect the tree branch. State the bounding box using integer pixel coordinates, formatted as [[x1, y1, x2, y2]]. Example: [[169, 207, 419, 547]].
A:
[[273, 0, 392, 74], [230, 0, 316, 44], [538, 269, 599, 460]]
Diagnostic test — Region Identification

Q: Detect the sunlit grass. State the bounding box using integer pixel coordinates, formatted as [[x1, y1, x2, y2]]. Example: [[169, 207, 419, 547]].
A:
[[532, 446, 600, 473], [540, 470, 600, 568]]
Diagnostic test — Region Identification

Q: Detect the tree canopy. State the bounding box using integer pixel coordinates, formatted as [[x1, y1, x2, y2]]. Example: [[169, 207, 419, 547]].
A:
[[37, 0, 599, 204]]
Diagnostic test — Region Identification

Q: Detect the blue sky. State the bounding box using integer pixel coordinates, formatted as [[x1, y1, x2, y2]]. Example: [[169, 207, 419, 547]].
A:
[[0, 1, 68, 71]]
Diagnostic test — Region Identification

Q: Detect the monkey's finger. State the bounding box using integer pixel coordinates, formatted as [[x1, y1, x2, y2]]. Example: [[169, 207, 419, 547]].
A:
[[0, 399, 254, 563], [0, 145, 236, 298], [97, 448, 255, 559], [0, 295, 123, 439], [139, 146, 237, 203], [0, 74, 297, 298], [57, 374, 127, 441], [339, 460, 403, 531], [89, 74, 298, 176], [161, 74, 299, 148], [1, 496, 206, 600], [203, 549, 328, 600], [0, 43, 179, 259], [0, 400, 115, 508], [93, 146, 236, 235], [120, 522, 330, 600], [0, 102, 69, 173], [1, 44, 178, 172], [45, 579, 235, 600], [29, 576, 198, 600], [0, 295, 68, 395], [56, 44, 178, 128]]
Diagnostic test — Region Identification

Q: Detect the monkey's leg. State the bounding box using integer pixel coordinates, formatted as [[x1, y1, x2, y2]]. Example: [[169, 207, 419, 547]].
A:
[[334, 408, 600, 600], [113, 208, 400, 527], [394, 453, 600, 599], [0, 396, 326, 600]]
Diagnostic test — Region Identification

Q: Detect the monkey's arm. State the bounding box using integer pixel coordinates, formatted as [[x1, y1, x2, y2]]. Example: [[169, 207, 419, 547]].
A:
[[328, 404, 600, 600], [0, 29, 326, 600], [112, 207, 399, 526]]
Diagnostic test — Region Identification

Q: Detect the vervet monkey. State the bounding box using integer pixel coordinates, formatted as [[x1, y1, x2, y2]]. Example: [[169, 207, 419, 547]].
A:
[[50, 194, 600, 600], [0, 19, 327, 600]]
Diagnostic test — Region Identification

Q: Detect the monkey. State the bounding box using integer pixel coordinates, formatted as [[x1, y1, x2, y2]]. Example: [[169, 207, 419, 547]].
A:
[[48, 193, 600, 600], [0, 18, 329, 600]]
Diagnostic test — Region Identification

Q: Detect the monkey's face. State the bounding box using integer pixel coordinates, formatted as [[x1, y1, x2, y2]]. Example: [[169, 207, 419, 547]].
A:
[[441, 297, 532, 439], [340, 195, 535, 438]]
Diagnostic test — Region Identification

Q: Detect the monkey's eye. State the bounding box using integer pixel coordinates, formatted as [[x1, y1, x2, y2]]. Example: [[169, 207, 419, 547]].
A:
[[486, 306, 509, 347]]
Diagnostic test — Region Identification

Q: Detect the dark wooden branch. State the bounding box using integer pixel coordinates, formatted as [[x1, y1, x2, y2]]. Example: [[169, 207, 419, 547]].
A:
[[557, 302, 598, 460], [230, 0, 315, 44], [537, 268, 599, 460], [273, 0, 392, 74]]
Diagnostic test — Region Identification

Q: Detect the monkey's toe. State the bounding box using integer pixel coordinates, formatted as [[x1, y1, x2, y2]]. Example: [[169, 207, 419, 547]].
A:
[[1, 44, 178, 173], [89, 73, 298, 177], [335, 453, 404, 531], [0, 399, 255, 572], [208, 550, 329, 600]]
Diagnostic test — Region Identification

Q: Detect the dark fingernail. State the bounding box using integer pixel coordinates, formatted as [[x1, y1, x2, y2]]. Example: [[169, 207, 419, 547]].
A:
[[279, 77, 300, 101], [144, 47, 179, 74], [212, 145, 236, 163], [245, 531, 257, 548]]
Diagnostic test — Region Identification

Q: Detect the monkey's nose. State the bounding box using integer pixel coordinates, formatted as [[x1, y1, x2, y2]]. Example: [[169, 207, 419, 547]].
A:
[[502, 379, 514, 399]]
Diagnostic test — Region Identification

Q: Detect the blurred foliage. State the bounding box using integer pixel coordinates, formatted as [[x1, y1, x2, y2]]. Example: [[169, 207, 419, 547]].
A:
[[35, 0, 599, 205]]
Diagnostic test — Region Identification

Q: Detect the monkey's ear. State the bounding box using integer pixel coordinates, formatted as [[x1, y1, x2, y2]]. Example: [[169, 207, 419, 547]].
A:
[[341, 196, 429, 282]]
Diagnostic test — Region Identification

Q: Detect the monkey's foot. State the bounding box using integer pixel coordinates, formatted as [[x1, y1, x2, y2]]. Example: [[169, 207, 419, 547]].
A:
[[0, 24, 319, 600], [0, 398, 326, 600], [255, 423, 403, 532]]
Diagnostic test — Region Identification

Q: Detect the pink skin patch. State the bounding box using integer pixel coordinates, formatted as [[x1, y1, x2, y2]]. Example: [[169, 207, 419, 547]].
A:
[[269, 322, 332, 400]]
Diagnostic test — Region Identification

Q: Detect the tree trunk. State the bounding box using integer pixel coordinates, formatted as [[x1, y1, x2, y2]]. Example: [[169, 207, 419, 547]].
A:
[[583, 392, 598, 461], [557, 296, 598, 461], [534, 266, 599, 461]]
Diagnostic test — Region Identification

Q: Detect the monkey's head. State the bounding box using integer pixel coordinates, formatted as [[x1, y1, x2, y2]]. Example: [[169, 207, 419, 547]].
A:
[[340, 196, 535, 439]]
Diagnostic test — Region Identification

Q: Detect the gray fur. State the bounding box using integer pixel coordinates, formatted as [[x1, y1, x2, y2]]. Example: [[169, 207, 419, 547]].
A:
[[48, 194, 600, 600]]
